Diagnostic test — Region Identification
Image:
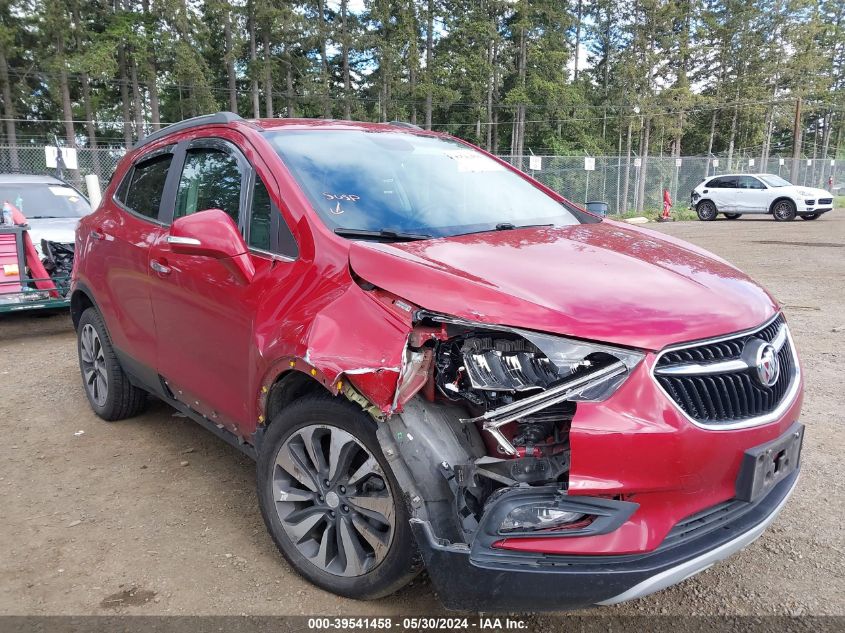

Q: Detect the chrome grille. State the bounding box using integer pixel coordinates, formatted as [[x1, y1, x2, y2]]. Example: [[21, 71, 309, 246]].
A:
[[654, 314, 798, 427]]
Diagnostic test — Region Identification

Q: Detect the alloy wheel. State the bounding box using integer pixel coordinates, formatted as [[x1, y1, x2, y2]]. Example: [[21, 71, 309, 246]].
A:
[[773, 201, 795, 221], [697, 202, 716, 221], [80, 323, 108, 407], [272, 424, 395, 577]]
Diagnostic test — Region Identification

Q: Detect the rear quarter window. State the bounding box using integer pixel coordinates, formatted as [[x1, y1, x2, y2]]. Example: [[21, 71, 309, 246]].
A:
[[706, 177, 736, 188], [121, 153, 173, 219]]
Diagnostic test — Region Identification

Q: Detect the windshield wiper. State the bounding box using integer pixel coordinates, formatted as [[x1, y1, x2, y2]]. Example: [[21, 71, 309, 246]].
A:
[[494, 222, 553, 231], [334, 228, 432, 242], [451, 222, 554, 237]]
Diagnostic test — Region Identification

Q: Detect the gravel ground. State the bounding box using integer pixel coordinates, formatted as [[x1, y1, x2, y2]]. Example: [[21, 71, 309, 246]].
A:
[[0, 213, 842, 618]]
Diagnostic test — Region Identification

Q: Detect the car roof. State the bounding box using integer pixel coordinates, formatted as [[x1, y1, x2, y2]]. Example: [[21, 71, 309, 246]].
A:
[[251, 117, 438, 134], [0, 174, 67, 185], [131, 112, 443, 153], [708, 173, 779, 178]]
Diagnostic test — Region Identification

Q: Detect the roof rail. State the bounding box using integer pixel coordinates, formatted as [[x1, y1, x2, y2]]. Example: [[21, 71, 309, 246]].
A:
[[388, 120, 423, 130], [132, 112, 243, 151]]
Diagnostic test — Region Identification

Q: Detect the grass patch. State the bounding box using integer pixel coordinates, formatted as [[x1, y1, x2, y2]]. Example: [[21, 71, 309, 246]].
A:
[[834, 195, 845, 209]]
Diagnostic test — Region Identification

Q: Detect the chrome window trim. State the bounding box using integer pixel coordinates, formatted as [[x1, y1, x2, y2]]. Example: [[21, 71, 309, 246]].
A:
[[650, 313, 801, 431], [248, 247, 296, 263]]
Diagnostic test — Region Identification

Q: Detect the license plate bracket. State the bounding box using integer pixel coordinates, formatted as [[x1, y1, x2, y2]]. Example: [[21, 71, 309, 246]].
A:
[[735, 422, 803, 503]]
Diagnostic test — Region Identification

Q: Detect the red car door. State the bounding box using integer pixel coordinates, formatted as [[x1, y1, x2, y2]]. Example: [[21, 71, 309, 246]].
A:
[[85, 148, 172, 371], [146, 134, 293, 435]]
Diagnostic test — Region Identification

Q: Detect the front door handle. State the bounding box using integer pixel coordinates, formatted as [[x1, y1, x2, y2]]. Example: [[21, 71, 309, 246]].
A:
[[150, 259, 172, 275]]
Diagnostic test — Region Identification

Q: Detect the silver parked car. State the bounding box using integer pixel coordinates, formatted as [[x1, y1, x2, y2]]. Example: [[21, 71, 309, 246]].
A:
[[691, 173, 834, 222], [0, 174, 92, 254]]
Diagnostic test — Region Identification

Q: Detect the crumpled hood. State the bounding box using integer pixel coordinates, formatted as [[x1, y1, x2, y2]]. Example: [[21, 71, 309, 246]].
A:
[[348, 221, 778, 350]]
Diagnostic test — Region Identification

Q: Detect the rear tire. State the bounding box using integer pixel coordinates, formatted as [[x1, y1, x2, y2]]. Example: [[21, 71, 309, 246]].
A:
[[800, 213, 820, 221], [696, 200, 717, 221], [77, 307, 147, 421], [257, 394, 419, 600], [772, 200, 796, 221], [724, 213, 741, 220]]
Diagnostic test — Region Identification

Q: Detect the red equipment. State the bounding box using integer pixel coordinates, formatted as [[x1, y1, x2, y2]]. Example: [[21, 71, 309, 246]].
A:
[[662, 189, 672, 219]]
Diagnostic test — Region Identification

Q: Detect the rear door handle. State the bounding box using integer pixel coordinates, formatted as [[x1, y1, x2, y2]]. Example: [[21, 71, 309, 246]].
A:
[[150, 259, 172, 275]]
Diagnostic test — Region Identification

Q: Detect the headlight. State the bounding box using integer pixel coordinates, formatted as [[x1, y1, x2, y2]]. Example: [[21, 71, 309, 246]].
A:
[[460, 329, 643, 402]]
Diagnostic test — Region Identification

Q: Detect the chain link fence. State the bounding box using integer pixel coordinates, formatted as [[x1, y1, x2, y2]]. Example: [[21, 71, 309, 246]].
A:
[[0, 145, 125, 192], [0, 144, 840, 214], [500, 155, 842, 215]]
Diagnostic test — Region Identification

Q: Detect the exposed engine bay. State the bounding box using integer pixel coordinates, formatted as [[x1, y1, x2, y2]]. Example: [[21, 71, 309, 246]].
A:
[[372, 311, 643, 546], [41, 240, 74, 297]]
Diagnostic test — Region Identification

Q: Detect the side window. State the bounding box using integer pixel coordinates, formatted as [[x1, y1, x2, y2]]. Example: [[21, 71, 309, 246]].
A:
[[705, 177, 721, 188], [123, 153, 173, 219], [738, 176, 765, 189], [175, 148, 242, 225], [718, 177, 738, 189], [248, 177, 272, 251]]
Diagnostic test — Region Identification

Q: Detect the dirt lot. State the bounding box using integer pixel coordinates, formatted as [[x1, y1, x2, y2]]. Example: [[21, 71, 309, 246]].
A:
[[0, 213, 843, 618]]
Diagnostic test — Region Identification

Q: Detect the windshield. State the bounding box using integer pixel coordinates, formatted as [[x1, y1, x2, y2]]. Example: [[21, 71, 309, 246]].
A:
[[759, 174, 791, 188], [264, 130, 587, 238], [0, 183, 91, 218]]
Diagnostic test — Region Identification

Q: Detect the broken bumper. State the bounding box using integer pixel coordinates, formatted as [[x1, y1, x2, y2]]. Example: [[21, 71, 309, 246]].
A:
[[413, 468, 798, 612]]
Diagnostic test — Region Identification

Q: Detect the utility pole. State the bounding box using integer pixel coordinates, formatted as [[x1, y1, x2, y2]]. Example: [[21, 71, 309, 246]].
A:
[[621, 111, 635, 215], [791, 97, 802, 182]]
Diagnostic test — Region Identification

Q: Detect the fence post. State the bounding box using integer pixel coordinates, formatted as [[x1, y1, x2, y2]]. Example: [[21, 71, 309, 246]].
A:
[[85, 174, 102, 209]]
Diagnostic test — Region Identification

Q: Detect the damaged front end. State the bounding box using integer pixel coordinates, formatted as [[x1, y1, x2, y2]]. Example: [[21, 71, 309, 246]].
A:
[[340, 301, 644, 584]]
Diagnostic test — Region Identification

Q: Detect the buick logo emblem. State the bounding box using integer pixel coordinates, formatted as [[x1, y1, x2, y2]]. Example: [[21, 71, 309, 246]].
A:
[[742, 338, 780, 387]]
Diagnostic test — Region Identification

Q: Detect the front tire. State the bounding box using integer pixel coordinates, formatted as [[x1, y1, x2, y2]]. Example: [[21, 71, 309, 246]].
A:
[[257, 395, 419, 600], [800, 213, 820, 220], [724, 213, 741, 220], [772, 199, 796, 221], [696, 200, 717, 221], [76, 307, 147, 421]]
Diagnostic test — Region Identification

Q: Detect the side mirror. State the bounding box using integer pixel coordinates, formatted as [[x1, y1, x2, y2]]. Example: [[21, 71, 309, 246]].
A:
[[167, 208, 255, 283]]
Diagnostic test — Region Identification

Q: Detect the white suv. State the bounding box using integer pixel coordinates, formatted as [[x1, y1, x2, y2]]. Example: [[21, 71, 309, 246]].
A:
[[691, 173, 834, 222]]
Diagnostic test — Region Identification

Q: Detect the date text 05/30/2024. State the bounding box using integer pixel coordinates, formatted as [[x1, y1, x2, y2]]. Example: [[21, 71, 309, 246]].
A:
[[306, 617, 529, 630]]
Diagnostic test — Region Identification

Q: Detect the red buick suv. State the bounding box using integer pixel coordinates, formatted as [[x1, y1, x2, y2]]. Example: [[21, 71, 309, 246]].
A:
[[71, 113, 803, 611]]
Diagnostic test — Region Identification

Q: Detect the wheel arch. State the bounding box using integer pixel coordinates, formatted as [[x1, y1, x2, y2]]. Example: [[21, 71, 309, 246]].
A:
[[70, 285, 98, 331], [696, 198, 717, 211], [768, 196, 796, 214], [264, 369, 336, 425]]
